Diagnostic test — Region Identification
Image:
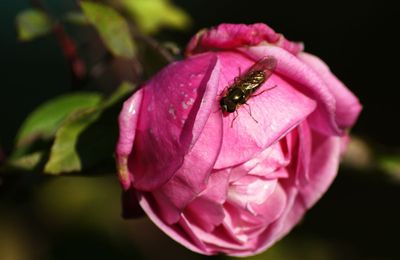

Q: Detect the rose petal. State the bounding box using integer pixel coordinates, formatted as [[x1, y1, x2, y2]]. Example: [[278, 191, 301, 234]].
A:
[[184, 197, 224, 233], [116, 88, 144, 190], [129, 53, 220, 191], [214, 52, 317, 169], [224, 202, 265, 232], [242, 45, 342, 135], [182, 169, 230, 232], [186, 23, 303, 56], [293, 122, 312, 187], [248, 183, 287, 226], [228, 177, 277, 210], [153, 108, 223, 224], [246, 134, 341, 256], [138, 193, 210, 255], [246, 141, 290, 178], [300, 132, 342, 208], [299, 52, 362, 128], [180, 218, 250, 254], [246, 187, 306, 257]]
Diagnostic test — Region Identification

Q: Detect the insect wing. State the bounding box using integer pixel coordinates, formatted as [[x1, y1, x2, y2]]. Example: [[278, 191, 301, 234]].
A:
[[248, 56, 277, 77]]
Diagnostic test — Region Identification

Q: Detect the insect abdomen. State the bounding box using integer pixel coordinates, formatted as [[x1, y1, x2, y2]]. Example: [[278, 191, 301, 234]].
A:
[[241, 71, 266, 94]]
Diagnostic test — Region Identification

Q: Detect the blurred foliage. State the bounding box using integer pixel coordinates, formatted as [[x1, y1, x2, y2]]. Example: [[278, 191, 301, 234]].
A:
[[45, 82, 134, 174], [341, 136, 373, 170], [81, 1, 136, 58], [342, 136, 400, 181], [379, 155, 400, 180], [6, 151, 44, 171], [6, 0, 191, 176], [120, 0, 191, 34], [15, 93, 102, 149], [3, 83, 134, 175], [16, 8, 53, 41], [63, 11, 89, 26]]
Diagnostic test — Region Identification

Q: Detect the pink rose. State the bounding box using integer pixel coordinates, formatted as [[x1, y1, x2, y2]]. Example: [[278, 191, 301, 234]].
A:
[[116, 23, 361, 256]]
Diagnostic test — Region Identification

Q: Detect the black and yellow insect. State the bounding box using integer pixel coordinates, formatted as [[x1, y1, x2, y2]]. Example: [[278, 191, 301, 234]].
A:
[[220, 56, 277, 117]]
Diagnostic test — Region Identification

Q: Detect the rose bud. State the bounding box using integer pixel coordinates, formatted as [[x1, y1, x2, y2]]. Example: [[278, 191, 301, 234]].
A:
[[116, 23, 361, 256]]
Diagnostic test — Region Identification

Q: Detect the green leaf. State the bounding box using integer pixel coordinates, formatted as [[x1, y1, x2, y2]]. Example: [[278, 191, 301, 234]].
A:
[[121, 0, 191, 34], [379, 155, 400, 176], [63, 11, 89, 25], [16, 8, 53, 41], [5, 151, 44, 171], [80, 1, 136, 58], [44, 82, 134, 175], [44, 107, 102, 174], [15, 93, 103, 149]]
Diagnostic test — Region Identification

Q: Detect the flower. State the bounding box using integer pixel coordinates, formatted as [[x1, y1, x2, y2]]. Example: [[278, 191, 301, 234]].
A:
[[116, 23, 361, 256]]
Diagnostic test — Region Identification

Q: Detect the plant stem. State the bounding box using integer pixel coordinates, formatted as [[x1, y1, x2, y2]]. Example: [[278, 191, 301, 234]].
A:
[[29, 0, 87, 89], [133, 31, 176, 63]]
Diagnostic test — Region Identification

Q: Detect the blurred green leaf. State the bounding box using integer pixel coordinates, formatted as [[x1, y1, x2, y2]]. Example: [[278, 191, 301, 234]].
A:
[[63, 11, 89, 25], [379, 155, 400, 177], [44, 107, 101, 174], [341, 135, 373, 170], [15, 93, 103, 149], [44, 82, 135, 175], [162, 41, 181, 56], [16, 8, 53, 41], [121, 0, 191, 34], [80, 1, 136, 58], [6, 151, 44, 171]]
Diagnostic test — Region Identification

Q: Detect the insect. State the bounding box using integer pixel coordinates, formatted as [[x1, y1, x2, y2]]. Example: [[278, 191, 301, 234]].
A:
[[219, 56, 277, 125]]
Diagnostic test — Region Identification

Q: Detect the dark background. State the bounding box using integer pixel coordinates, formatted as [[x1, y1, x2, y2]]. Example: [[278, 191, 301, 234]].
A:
[[1, 0, 399, 259]]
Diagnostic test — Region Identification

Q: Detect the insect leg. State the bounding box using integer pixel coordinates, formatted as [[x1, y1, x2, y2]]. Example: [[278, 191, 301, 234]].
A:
[[234, 67, 242, 83], [252, 85, 278, 98], [230, 110, 239, 128], [243, 103, 258, 124]]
